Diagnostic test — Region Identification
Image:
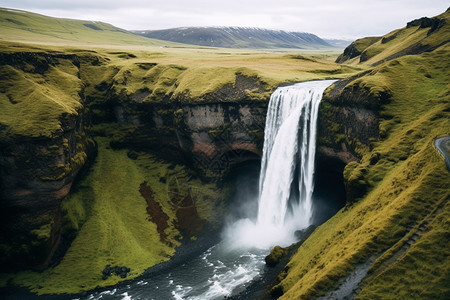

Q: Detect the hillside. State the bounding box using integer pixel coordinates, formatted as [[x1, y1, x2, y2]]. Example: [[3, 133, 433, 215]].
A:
[[269, 9, 450, 299], [133, 27, 334, 49], [336, 8, 450, 65], [0, 7, 180, 47]]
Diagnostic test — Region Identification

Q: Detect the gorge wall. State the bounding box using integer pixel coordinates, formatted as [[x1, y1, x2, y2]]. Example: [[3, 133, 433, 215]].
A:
[[108, 101, 266, 179], [0, 52, 95, 269], [0, 51, 270, 270]]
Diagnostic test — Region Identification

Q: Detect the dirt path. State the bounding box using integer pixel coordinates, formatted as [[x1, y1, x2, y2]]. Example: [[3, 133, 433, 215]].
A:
[[435, 136, 450, 172]]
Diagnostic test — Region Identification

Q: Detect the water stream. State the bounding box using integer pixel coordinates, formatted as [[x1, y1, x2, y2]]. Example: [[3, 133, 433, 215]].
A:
[[85, 80, 335, 300]]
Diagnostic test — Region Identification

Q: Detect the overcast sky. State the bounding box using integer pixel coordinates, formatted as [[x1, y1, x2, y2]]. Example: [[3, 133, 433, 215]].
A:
[[2, 0, 449, 39]]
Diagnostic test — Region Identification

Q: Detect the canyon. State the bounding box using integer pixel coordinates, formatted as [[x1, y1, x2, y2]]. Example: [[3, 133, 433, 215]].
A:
[[0, 7, 449, 299]]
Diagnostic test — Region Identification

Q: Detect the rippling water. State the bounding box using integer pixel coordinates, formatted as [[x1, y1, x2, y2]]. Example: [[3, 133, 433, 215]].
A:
[[86, 242, 268, 300]]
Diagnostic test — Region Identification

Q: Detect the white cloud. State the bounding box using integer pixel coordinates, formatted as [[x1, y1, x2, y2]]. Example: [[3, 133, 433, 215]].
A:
[[2, 0, 449, 39]]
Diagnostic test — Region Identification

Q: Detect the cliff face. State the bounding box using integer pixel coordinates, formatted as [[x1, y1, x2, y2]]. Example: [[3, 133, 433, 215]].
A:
[[0, 113, 94, 270], [111, 100, 266, 179], [316, 71, 391, 201], [0, 52, 95, 269]]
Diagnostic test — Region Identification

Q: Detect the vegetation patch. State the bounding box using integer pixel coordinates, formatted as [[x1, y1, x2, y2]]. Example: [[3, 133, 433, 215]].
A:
[[337, 9, 449, 66], [0, 52, 83, 139], [139, 182, 170, 241]]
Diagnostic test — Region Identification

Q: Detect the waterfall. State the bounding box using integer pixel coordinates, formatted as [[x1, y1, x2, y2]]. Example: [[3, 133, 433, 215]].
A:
[[223, 80, 335, 249], [257, 80, 336, 230]]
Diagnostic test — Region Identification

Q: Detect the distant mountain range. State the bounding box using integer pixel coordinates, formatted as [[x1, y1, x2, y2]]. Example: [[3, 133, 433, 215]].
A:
[[0, 7, 352, 49], [322, 39, 353, 48], [133, 27, 347, 49]]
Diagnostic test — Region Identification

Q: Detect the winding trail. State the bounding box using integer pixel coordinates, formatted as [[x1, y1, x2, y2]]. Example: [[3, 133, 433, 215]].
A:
[[435, 136, 450, 172]]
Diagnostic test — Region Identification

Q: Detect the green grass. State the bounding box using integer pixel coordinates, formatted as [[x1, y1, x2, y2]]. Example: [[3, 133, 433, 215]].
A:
[[274, 49, 450, 299], [0, 53, 83, 139], [340, 9, 450, 66], [0, 135, 226, 294], [357, 201, 450, 299]]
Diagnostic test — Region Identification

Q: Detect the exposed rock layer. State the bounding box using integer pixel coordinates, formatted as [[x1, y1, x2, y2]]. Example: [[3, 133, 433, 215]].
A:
[[0, 105, 94, 270]]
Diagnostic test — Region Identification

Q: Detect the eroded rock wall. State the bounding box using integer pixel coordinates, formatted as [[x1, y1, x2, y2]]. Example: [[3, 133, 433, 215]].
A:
[[0, 52, 95, 270], [317, 73, 389, 166], [0, 108, 94, 270], [108, 100, 267, 179], [316, 73, 390, 203]]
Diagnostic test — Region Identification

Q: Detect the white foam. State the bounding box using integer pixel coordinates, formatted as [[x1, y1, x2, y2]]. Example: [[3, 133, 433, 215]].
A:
[[121, 292, 132, 300]]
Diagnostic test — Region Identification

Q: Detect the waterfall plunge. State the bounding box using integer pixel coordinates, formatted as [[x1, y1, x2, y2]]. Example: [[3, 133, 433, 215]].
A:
[[224, 80, 335, 250], [257, 80, 335, 228]]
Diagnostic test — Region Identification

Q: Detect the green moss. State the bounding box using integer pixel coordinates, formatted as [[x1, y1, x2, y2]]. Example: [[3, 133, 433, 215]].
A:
[[0, 55, 83, 140], [357, 201, 450, 299], [248, 129, 265, 148], [30, 223, 53, 242], [265, 246, 288, 267], [173, 108, 184, 125], [353, 37, 383, 53], [208, 123, 231, 140]]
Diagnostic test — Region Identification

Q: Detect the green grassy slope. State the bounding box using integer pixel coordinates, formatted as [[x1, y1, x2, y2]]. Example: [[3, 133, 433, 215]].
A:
[[0, 7, 180, 47], [337, 9, 450, 66], [273, 30, 450, 300], [0, 51, 83, 139]]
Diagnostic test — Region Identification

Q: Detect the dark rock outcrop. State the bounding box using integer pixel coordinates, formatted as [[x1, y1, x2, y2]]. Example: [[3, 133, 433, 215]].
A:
[[0, 109, 94, 270], [317, 73, 386, 164], [335, 37, 381, 63], [316, 72, 390, 202], [106, 99, 267, 180]]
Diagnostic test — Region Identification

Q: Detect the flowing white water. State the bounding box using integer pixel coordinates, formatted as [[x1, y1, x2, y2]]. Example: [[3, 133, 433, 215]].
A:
[[258, 80, 335, 225], [223, 80, 335, 250]]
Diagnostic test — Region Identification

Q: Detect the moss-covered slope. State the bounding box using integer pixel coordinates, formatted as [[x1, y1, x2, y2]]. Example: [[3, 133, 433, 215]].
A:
[[272, 18, 450, 300], [336, 9, 449, 66], [0, 50, 95, 270]]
